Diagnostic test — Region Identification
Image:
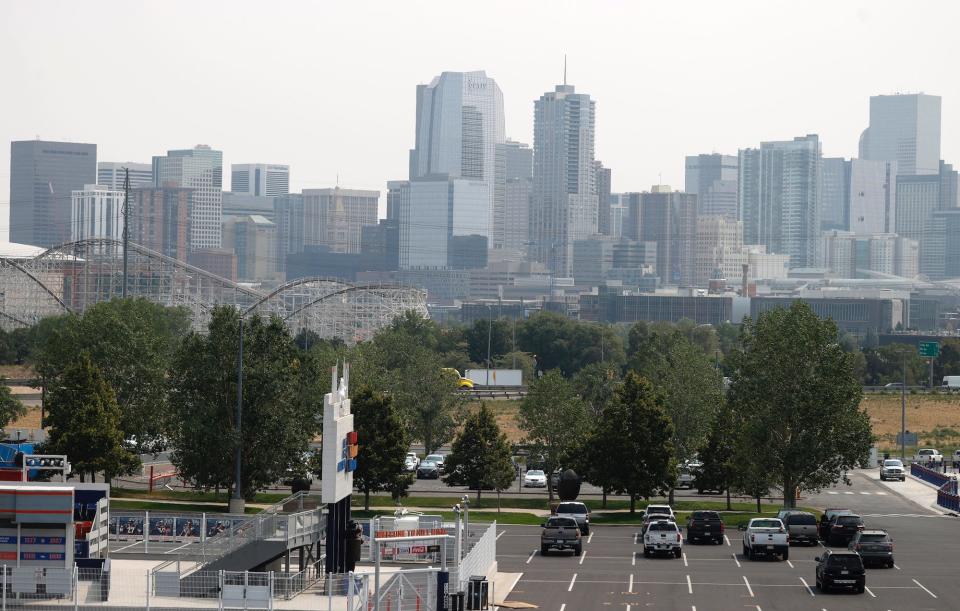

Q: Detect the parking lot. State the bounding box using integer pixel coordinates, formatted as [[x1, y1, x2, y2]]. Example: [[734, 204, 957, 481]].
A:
[[496, 470, 956, 610]]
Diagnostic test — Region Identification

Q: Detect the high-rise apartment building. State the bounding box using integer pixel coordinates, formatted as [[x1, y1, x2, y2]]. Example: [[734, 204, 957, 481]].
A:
[[897, 161, 960, 275], [531, 82, 597, 275], [273, 194, 304, 274], [230, 164, 290, 197], [70, 184, 124, 242], [222, 214, 279, 283], [301, 188, 379, 254], [595, 162, 612, 235], [821, 157, 849, 230], [97, 162, 152, 191], [410, 71, 505, 242], [638, 186, 698, 285], [848, 160, 897, 235], [694, 216, 743, 286], [129, 187, 190, 262], [152, 145, 223, 250], [392, 176, 489, 270], [738, 135, 822, 268], [10, 140, 96, 247], [927, 210, 960, 279], [684, 154, 738, 220], [859, 93, 941, 175]]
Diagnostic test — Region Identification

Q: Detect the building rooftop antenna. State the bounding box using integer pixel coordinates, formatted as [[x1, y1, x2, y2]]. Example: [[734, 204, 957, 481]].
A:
[[563, 54, 567, 86]]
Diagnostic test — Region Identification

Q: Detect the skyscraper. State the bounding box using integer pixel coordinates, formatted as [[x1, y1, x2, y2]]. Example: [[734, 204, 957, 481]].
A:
[[738, 135, 822, 268], [97, 162, 152, 191], [410, 71, 505, 241], [152, 145, 223, 250], [129, 186, 190, 262], [301, 187, 379, 254], [859, 93, 941, 175], [71, 184, 124, 242], [820, 157, 849, 230], [637, 186, 698, 285], [230, 163, 290, 197], [497, 140, 533, 257], [848, 159, 897, 235], [531, 82, 597, 275], [684, 154, 738, 220], [595, 161, 612, 235], [9, 140, 96, 247], [896, 161, 959, 274]]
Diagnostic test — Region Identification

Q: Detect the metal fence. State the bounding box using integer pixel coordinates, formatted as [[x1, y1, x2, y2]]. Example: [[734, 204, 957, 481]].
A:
[[452, 522, 496, 592], [376, 568, 438, 611]]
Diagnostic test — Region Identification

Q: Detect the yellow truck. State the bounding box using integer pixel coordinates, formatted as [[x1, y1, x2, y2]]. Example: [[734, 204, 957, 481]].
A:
[[441, 368, 475, 390]]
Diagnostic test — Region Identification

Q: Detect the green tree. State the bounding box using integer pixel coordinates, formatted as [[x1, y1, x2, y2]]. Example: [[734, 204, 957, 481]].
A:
[[517, 312, 625, 376], [45, 355, 139, 481], [0, 380, 26, 429], [444, 404, 515, 502], [729, 302, 871, 508], [463, 319, 512, 366], [573, 362, 620, 418], [694, 401, 736, 509], [518, 370, 590, 503], [591, 372, 675, 513], [168, 307, 319, 499], [352, 389, 411, 510]]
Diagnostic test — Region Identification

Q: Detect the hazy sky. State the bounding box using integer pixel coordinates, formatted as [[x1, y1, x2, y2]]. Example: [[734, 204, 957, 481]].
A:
[[2, 0, 959, 240]]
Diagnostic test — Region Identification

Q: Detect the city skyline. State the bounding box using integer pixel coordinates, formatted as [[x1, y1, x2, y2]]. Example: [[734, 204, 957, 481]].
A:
[[3, 1, 960, 240]]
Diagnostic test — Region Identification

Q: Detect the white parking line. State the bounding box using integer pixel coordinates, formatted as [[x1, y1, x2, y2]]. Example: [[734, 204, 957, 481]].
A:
[[632, 551, 636, 566], [724, 534, 731, 546], [628, 573, 633, 593], [827, 490, 838, 494], [587, 532, 593, 543], [913, 579, 937, 598], [559, 605, 565, 611], [843, 491, 854, 495], [876, 491, 887, 495], [497, 531, 505, 540], [634, 532, 639, 544], [686, 574, 693, 594], [579, 551, 587, 565], [526, 550, 536, 564], [742, 575, 754, 597], [683, 552, 688, 567], [786, 560, 794, 568], [799, 577, 815, 597], [893, 563, 901, 570], [864, 585, 876, 597], [567, 574, 577, 592], [732, 553, 741, 568], [163, 541, 193, 554]]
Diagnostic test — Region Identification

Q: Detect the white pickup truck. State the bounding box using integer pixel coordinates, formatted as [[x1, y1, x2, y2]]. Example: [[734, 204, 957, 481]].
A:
[[643, 519, 683, 558], [740, 517, 789, 561], [914, 448, 943, 465]]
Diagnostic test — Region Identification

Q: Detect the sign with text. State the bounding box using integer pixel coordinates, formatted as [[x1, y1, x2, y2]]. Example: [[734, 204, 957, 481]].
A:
[[919, 342, 940, 358]]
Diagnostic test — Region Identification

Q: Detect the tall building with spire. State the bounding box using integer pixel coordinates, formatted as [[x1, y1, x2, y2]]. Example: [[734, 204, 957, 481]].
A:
[[530, 69, 597, 276]]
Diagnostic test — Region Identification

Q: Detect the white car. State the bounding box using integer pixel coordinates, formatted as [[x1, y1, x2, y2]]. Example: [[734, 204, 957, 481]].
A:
[[914, 448, 943, 464], [523, 469, 547, 488], [404, 453, 419, 472], [879, 458, 905, 481], [644, 504, 675, 519]]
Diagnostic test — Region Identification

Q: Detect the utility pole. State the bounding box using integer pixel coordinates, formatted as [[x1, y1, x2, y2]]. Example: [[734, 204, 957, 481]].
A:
[[901, 354, 906, 461], [121, 168, 130, 299], [231, 317, 245, 514], [486, 306, 493, 386]]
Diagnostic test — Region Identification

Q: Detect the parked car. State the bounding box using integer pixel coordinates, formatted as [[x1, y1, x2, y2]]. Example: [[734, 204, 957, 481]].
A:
[[555, 502, 590, 535], [943, 375, 960, 390], [779, 511, 818, 546], [641, 513, 675, 535], [523, 469, 547, 488], [848, 529, 895, 568], [880, 458, 905, 481], [685, 510, 724, 544], [740, 518, 789, 560], [643, 504, 675, 519], [404, 453, 419, 472], [424, 453, 446, 473], [540, 516, 582, 556], [818, 508, 853, 541], [676, 468, 695, 489], [643, 520, 683, 558], [827, 514, 864, 546], [815, 550, 866, 594], [416, 460, 440, 479]]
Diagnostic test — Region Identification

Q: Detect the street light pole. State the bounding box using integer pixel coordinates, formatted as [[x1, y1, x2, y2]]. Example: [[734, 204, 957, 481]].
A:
[[486, 306, 492, 386], [900, 353, 906, 461]]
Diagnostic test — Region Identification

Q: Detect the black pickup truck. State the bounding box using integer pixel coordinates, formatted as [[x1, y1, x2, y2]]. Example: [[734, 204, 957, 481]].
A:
[[685, 510, 724, 544]]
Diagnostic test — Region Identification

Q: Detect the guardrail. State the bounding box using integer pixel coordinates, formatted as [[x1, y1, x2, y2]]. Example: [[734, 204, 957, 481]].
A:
[[937, 478, 960, 512], [911, 462, 953, 488], [463, 386, 527, 399]]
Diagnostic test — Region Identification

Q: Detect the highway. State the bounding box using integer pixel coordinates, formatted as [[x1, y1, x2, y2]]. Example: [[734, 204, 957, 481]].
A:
[[496, 470, 955, 610]]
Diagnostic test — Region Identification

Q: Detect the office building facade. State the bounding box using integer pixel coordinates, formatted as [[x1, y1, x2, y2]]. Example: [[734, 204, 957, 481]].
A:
[[10, 140, 97, 247], [301, 187, 379, 254], [152, 145, 223, 250], [129, 187, 190, 262], [595, 162, 612, 235], [222, 214, 279, 283], [70, 184, 124, 242], [531, 83, 598, 275], [684, 154, 738, 220], [738, 135, 822, 268], [495, 140, 533, 257], [230, 163, 290, 197], [637, 187, 698, 286], [97, 162, 152, 191], [859, 93, 941, 176], [896, 161, 959, 274], [410, 71, 505, 242]]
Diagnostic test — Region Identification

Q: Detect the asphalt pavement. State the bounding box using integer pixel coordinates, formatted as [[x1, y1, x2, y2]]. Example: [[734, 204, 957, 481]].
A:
[[496, 469, 954, 610]]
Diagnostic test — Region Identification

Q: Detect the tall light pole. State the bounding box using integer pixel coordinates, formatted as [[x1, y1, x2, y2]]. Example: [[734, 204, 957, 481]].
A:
[[486, 305, 493, 386], [900, 353, 907, 461], [121, 168, 130, 299]]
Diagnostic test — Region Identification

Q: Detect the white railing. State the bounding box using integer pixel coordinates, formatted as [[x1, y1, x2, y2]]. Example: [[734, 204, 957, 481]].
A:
[[453, 522, 496, 592]]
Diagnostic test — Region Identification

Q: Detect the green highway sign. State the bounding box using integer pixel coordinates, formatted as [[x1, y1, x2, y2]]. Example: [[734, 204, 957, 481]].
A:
[[918, 341, 940, 358]]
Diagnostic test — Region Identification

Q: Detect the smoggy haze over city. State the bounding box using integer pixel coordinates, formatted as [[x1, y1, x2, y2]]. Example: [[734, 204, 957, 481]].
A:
[[2, 0, 960, 239]]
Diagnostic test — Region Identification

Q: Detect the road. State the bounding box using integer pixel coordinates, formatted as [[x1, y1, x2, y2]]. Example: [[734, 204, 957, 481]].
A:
[[496, 469, 955, 610]]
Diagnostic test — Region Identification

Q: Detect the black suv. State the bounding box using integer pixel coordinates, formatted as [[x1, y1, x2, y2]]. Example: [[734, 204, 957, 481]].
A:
[[818, 508, 852, 541], [815, 550, 865, 593], [849, 529, 895, 568], [827, 514, 864, 546], [685, 510, 724, 544]]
